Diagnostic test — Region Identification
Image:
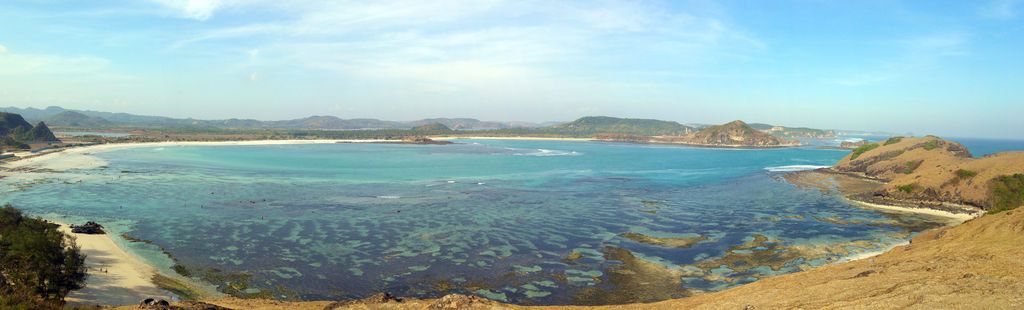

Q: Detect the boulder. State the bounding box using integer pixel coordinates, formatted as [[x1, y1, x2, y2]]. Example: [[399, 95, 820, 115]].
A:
[[71, 221, 105, 234]]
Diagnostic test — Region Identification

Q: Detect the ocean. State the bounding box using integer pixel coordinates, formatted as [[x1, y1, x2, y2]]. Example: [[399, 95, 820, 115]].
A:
[[0, 139, 976, 304]]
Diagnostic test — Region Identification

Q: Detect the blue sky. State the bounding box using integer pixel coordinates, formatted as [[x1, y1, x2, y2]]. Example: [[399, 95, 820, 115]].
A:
[[0, 0, 1022, 138]]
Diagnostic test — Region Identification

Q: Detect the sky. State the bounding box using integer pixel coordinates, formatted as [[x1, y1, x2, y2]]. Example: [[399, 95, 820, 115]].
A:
[[0, 0, 1022, 138]]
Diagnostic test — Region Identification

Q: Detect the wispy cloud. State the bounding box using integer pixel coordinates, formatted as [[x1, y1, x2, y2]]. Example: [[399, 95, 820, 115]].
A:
[[979, 0, 1022, 20], [834, 32, 969, 86], [166, 0, 763, 96], [148, 0, 225, 21]]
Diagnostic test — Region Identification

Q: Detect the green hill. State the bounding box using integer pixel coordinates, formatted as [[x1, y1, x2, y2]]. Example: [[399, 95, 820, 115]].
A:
[[410, 122, 453, 132], [0, 112, 34, 136], [550, 116, 694, 136], [44, 111, 113, 127]]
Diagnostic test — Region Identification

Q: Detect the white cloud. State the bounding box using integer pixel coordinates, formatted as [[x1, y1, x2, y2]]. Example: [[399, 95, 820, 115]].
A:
[[169, 0, 762, 96], [0, 44, 7, 54], [979, 0, 1021, 20], [149, 0, 223, 20]]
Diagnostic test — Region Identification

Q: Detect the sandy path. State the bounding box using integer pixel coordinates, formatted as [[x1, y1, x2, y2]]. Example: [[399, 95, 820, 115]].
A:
[[57, 223, 173, 307]]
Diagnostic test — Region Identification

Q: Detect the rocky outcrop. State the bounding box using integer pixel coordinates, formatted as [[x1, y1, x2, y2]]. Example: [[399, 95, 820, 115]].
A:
[[70, 221, 105, 234], [682, 120, 785, 146], [26, 121, 59, 142], [0, 113, 60, 148], [648, 120, 791, 147]]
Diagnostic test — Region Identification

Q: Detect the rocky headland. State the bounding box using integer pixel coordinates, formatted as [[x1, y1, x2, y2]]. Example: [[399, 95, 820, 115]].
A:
[[596, 120, 798, 148]]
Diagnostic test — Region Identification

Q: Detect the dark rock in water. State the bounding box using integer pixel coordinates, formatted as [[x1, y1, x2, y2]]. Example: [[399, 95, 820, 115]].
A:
[[427, 294, 495, 310], [840, 140, 871, 149], [402, 137, 454, 145], [71, 221, 105, 234]]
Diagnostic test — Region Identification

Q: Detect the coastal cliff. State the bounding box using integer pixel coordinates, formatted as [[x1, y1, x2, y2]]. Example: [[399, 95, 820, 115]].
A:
[[832, 136, 1024, 213]]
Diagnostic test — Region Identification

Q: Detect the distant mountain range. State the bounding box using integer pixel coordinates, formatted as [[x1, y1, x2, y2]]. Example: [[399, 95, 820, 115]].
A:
[[0, 106, 842, 142], [0, 106, 549, 131]]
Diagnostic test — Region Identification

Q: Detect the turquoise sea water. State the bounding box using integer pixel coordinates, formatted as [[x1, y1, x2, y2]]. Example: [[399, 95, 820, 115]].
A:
[[2, 140, 950, 304]]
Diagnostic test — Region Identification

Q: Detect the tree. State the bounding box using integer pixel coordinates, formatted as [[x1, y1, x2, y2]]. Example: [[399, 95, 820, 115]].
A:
[[0, 204, 88, 308]]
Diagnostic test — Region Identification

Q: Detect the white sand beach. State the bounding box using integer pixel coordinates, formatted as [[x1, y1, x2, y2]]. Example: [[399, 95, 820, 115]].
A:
[[1, 139, 398, 172], [56, 222, 174, 307], [845, 198, 982, 223], [431, 136, 596, 141]]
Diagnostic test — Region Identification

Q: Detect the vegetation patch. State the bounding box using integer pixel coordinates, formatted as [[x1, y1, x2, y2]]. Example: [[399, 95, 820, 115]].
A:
[[922, 140, 940, 150], [572, 246, 688, 305], [902, 160, 923, 174], [0, 205, 87, 309], [884, 136, 903, 145], [121, 232, 192, 277], [620, 232, 708, 248], [896, 184, 917, 193], [988, 174, 1024, 214], [151, 273, 200, 301], [695, 234, 803, 273], [956, 169, 978, 179], [850, 143, 880, 160], [875, 150, 905, 161], [564, 251, 584, 263]]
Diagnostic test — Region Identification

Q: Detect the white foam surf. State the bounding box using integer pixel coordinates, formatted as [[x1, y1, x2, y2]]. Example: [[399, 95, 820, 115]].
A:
[[764, 165, 830, 172]]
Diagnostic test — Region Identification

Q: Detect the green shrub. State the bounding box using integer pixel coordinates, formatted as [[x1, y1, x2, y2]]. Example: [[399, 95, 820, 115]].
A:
[[896, 184, 916, 193], [989, 174, 1024, 214], [850, 143, 880, 160], [0, 204, 87, 309], [902, 160, 923, 174], [922, 140, 940, 150], [956, 169, 978, 179], [884, 136, 903, 145]]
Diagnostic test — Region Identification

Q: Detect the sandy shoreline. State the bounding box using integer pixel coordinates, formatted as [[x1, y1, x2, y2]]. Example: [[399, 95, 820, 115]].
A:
[[845, 197, 982, 222], [53, 221, 175, 306], [431, 136, 595, 141]]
